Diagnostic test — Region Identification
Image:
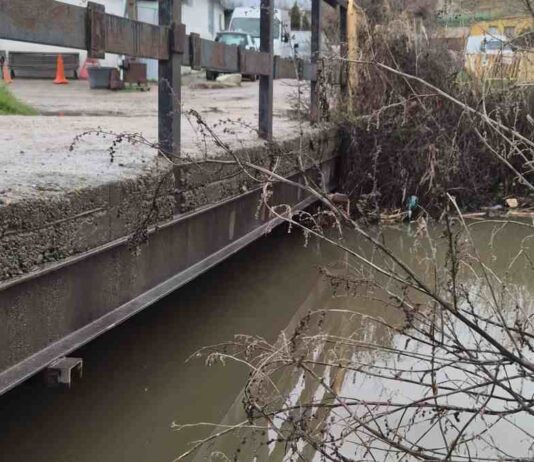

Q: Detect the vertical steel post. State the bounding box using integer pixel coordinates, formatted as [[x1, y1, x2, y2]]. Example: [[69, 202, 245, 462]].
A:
[[259, 0, 273, 140], [347, 0, 359, 113], [159, 0, 181, 158], [310, 0, 322, 123], [339, 5, 348, 106], [126, 0, 137, 20]]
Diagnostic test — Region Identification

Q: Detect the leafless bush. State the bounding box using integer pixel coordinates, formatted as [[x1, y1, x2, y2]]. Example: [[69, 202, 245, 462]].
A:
[[337, 6, 534, 217], [166, 5, 534, 461]]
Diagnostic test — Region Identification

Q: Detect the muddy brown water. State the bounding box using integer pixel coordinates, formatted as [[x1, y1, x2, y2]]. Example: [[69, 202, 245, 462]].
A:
[[0, 221, 533, 461]]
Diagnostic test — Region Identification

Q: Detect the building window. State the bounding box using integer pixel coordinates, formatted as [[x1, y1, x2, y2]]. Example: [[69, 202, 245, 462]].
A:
[[504, 26, 516, 38], [488, 26, 499, 36]]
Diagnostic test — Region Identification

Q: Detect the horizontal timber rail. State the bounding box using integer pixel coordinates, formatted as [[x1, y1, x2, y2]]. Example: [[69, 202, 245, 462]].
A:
[[0, 0, 348, 143]]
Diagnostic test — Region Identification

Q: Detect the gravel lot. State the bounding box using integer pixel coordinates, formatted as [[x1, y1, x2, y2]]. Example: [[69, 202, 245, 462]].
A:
[[0, 75, 310, 204]]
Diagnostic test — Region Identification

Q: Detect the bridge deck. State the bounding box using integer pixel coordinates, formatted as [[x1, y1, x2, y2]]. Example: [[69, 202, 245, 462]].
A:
[[1, 77, 311, 204]]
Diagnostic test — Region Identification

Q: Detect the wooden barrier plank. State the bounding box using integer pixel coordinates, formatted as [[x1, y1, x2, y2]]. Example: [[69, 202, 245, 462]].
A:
[[0, 0, 169, 60], [105, 14, 169, 59], [274, 57, 298, 79], [241, 50, 271, 76], [201, 40, 239, 73], [0, 0, 88, 50]]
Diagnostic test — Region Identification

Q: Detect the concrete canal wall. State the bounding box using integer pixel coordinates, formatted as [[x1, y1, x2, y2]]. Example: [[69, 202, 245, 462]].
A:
[[0, 130, 340, 395]]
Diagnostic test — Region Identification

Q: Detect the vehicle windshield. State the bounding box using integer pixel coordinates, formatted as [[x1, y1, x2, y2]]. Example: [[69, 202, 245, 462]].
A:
[[484, 39, 513, 52], [230, 17, 281, 39], [217, 33, 247, 47]]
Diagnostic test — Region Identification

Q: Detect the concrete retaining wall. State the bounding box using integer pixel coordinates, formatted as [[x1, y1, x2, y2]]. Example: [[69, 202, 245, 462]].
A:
[[0, 129, 340, 394]]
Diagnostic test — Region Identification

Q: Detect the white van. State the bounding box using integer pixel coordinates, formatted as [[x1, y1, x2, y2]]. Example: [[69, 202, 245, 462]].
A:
[[228, 7, 293, 58]]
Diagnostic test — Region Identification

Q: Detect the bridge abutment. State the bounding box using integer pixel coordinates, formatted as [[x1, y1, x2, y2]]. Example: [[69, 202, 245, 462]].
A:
[[0, 130, 340, 395]]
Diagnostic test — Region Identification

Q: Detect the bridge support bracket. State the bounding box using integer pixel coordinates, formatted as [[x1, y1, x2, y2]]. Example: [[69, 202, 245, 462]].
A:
[[44, 357, 83, 388]]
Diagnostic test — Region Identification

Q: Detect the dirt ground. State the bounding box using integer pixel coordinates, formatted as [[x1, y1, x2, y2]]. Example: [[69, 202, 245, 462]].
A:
[[0, 75, 311, 204]]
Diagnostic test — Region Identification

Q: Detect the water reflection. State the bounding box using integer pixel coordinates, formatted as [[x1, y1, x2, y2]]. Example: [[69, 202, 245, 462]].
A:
[[1, 220, 534, 461], [189, 220, 534, 461]]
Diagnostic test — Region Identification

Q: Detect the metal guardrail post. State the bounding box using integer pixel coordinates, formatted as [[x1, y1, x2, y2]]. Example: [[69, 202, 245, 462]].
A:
[[259, 0, 274, 140], [339, 4, 348, 106], [310, 0, 322, 123], [159, 0, 182, 159]]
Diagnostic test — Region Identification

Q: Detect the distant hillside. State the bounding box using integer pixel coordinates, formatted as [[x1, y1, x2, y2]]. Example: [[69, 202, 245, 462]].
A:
[[438, 0, 531, 26], [443, 0, 528, 16]]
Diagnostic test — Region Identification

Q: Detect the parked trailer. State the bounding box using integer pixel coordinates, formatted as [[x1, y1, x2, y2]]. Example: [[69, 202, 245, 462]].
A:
[[9, 52, 79, 79]]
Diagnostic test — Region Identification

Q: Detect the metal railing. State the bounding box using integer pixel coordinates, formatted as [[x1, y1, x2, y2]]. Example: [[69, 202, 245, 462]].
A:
[[0, 0, 348, 156]]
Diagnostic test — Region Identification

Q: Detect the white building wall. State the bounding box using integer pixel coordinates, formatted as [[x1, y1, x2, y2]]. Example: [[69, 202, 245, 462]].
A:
[[137, 0, 225, 79], [0, 0, 126, 70]]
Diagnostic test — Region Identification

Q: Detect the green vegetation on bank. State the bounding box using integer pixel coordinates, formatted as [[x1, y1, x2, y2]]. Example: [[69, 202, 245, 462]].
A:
[[0, 84, 37, 115], [437, 12, 494, 27]]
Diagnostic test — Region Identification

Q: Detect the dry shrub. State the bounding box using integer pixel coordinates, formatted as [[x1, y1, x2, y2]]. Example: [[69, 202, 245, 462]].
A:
[[338, 2, 534, 216]]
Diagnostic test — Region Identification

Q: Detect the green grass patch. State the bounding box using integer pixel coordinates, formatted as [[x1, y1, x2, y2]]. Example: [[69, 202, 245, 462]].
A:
[[0, 83, 37, 115]]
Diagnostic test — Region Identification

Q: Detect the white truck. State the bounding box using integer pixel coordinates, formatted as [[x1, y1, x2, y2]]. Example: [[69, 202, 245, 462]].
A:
[[228, 7, 295, 58]]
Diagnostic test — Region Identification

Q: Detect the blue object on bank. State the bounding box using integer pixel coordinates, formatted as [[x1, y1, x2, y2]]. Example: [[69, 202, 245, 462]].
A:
[[406, 195, 419, 220]]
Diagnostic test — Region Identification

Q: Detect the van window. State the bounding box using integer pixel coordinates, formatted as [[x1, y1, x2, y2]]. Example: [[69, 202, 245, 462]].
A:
[[217, 33, 247, 47], [230, 17, 281, 39]]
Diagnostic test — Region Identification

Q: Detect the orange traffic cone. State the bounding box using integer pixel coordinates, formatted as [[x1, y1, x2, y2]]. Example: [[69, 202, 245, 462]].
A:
[[53, 54, 69, 84], [2, 61, 12, 84]]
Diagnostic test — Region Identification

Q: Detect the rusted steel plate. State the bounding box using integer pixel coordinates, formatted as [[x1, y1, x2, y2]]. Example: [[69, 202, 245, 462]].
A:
[[0, 0, 87, 49], [171, 23, 186, 54], [181, 34, 191, 67], [189, 33, 201, 70], [105, 14, 169, 59], [274, 57, 298, 79], [201, 40, 239, 73], [87, 2, 105, 59], [240, 50, 271, 76], [0, 0, 169, 60]]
